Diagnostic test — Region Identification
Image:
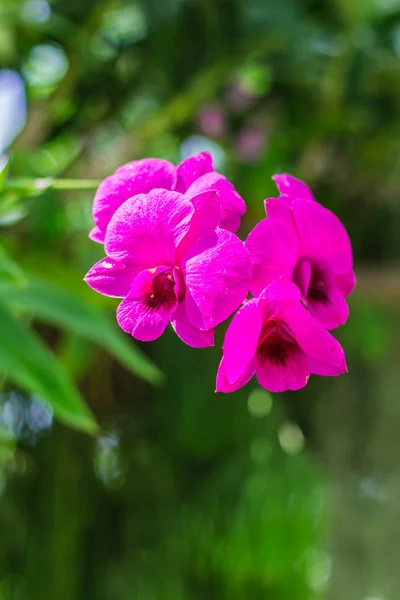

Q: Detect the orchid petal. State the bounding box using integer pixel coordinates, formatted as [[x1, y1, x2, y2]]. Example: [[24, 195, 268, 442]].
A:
[[170, 301, 215, 348], [245, 218, 298, 297], [293, 260, 312, 297], [259, 279, 302, 304], [272, 173, 315, 203], [84, 257, 139, 297], [92, 158, 176, 243], [216, 357, 256, 393], [175, 152, 213, 192], [186, 172, 246, 233], [255, 344, 310, 392], [117, 297, 172, 341], [89, 226, 104, 243], [116, 266, 177, 342], [278, 298, 347, 375], [183, 228, 251, 330], [292, 199, 353, 274], [105, 189, 194, 265], [221, 299, 262, 383], [176, 190, 220, 261], [305, 285, 350, 330], [335, 269, 356, 297]]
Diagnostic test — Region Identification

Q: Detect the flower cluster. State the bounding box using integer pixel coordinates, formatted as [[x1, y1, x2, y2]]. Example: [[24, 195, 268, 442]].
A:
[[85, 153, 354, 393]]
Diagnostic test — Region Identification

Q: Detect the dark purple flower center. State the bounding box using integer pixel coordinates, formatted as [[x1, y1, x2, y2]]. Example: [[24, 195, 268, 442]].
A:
[[307, 267, 329, 305], [146, 269, 177, 311], [257, 321, 297, 366], [293, 260, 330, 306]]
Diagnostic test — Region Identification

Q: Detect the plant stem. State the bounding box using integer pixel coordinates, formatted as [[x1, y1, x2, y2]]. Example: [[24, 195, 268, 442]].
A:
[[3, 178, 101, 193]]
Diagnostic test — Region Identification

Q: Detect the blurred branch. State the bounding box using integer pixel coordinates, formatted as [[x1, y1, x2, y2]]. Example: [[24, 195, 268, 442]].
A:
[[3, 178, 101, 194], [354, 267, 400, 307], [127, 61, 231, 147]]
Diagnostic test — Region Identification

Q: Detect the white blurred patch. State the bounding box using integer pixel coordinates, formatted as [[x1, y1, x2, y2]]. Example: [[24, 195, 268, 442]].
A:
[[0, 70, 27, 154], [21, 0, 51, 24], [278, 421, 305, 454], [359, 476, 389, 502], [305, 549, 332, 591], [23, 44, 69, 88], [180, 135, 225, 171], [392, 24, 400, 56], [95, 431, 126, 487], [247, 388, 273, 417]]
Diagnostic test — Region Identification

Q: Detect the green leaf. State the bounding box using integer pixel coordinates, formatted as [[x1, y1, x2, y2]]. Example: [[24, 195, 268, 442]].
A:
[[0, 275, 164, 385], [0, 156, 9, 191], [0, 245, 27, 285], [0, 298, 98, 435], [0, 192, 28, 226]]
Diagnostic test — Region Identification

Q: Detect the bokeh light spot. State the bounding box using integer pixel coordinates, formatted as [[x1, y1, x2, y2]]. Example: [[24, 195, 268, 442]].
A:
[[305, 549, 332, 591], [278, 422, 305, 454], [23, 44, 68, 88], [101, 4, 147, 45], [247, 388, 273, 417], [21, 0, 51, 24], [180, 135, 225, 170]]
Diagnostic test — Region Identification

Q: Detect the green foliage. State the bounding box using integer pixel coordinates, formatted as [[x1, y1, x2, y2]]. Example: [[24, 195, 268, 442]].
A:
[[0, 244, 26, 285], [0, 297, 97, 434], [0, 157, 9, 191], [0, 275, 164, 385], [0, 0, 399, 598], [0, 249, 162, 434]]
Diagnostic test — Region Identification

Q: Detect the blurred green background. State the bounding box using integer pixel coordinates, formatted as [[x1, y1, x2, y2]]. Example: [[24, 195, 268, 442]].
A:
[[0, 0, 400, 598]]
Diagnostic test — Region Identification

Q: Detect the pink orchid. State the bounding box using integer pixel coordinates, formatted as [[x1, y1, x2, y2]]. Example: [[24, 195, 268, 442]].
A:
[[245, 174, 355, 330], [85, 188, 252, 348], [216, 279, 347, 394], [90, 152, 246, 243], [270, 173, 316, 204]]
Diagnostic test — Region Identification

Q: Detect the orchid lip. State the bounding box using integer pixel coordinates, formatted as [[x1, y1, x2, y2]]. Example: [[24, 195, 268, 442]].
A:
[[257, 320, 297, 366], [293, 259, 331, 306], [145, 269, 176, 311], [144, 266, 185, 312]]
